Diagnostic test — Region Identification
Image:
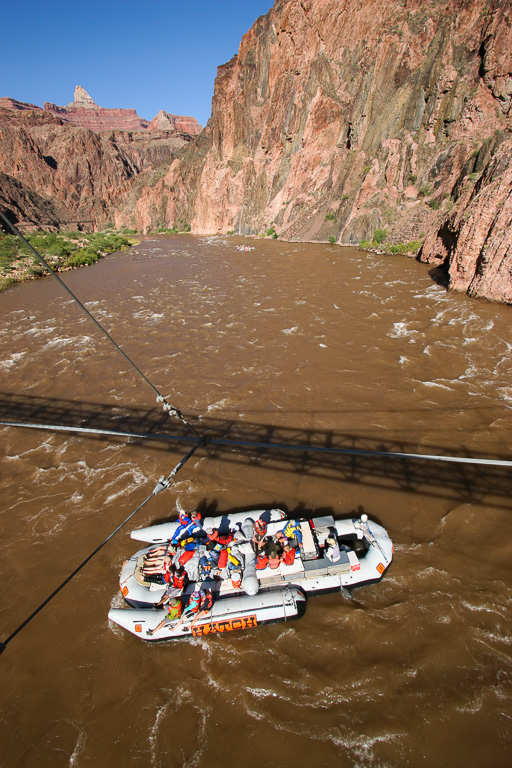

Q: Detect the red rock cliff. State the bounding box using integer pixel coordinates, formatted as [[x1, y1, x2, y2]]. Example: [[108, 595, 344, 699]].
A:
[[125, 0, 511, 303]]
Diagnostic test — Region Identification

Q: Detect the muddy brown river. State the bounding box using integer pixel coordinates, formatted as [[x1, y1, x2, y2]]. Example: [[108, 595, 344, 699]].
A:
[[0, 236, 511, 767]]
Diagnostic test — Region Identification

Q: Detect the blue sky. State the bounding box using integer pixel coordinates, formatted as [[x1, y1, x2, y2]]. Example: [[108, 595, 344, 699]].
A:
[[2, 0, 274, 127]]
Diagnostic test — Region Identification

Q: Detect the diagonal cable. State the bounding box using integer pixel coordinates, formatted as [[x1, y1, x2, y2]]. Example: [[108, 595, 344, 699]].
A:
[[0, 442, 201, 655], [0, 210, 203, 442]]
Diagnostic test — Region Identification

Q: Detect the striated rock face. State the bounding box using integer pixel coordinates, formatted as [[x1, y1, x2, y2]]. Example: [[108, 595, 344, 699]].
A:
[[44, 85, 150, 133], [147, 110, 202, 135], [0, 97, 42, 112], [420, 137, 512, 303], [123, 0, 511, 303], [0, 107, 191, 230], [42, 86, 203, 136]]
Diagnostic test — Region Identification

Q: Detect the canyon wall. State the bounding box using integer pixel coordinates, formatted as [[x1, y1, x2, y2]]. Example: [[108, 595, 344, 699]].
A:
[[0, 93, 199, 230], [121, 0, 510, 303]]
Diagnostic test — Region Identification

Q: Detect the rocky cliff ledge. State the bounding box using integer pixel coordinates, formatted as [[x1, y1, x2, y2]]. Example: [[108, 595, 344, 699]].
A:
[[44, 85, 150, 132], [120, 0, 510, 303], [43, 86, 202, 136]]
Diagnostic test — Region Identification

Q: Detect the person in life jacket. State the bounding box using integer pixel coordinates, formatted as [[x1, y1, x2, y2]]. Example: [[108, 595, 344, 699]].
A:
[[172, 513, 201, 545], [146, 597, 184, 635], [255, 551, 268, 570], [156, 565, 189, 604], [324, 534, 341, 562], [162, 564, 188, 590], [280, 543, 296, 566], [252, 519, 268, 552], [267, 541, 280, 569], [170, 589, 203, 633], [277, 520, 303, 546], [190, 589, 214, 627]]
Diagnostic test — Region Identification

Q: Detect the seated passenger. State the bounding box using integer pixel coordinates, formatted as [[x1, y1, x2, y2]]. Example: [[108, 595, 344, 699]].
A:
[[280, 543, 296, 566], [170, 589, 203, 632], [146, 598, 183, 635], [162, 564, 188, 592], [276, 520, 303, 547], [251, 518, 267, 549], [325, 535, 341, 562], [255, 552, 268, 570], [267, 541, 280, 569], [190, 589, 214, 627]]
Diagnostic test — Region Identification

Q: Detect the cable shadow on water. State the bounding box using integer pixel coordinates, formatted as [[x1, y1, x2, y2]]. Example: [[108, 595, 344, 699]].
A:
[[0, 391, 511, 509]]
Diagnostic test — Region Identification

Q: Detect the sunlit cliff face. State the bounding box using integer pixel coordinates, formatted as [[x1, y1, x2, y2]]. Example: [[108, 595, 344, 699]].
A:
[[122, 0, 510, 302]]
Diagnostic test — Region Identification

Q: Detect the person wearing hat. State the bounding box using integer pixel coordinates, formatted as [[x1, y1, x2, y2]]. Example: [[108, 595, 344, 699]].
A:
[[168, 588, 204, 633], [190, 588, 214, 628], [146, 597, 184, 636]]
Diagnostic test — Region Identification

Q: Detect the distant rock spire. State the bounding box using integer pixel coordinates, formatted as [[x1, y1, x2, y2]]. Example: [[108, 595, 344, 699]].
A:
[[73, 86, 95, 108]]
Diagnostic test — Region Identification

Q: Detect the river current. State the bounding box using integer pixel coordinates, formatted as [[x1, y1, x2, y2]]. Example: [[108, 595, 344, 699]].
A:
[[0, 236, 511, 767]]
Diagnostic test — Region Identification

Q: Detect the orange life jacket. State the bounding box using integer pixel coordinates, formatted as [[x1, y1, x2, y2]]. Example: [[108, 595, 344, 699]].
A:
[[255, 553, 268, 570], [281, 548, 296, 566]]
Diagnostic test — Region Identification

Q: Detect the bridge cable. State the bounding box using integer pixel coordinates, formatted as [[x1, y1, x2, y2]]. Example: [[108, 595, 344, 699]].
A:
[[0, 443, 201, 655], [0, 211, 204, 443], [1, 420, 511, 468]]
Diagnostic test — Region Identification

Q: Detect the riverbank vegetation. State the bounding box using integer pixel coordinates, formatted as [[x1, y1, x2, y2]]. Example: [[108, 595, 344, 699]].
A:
[[359, 228, 423, 257], [0, 230, 134, 292]]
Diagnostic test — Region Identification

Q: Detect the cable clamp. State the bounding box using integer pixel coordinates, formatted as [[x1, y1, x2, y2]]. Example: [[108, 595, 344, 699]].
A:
[[153, 476, 170, 495]]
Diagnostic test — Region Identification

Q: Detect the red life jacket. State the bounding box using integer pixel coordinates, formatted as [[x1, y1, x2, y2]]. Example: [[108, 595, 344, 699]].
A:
[[255, 553, 268, 570], [281, 548, 296, 566], [173, 571, 187, 589], [255, 519, 267, 535], [268, 552, 280, 569]]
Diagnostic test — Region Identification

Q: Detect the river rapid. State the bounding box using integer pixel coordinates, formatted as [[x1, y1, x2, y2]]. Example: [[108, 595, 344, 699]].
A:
[[0, 236, 511, 768]]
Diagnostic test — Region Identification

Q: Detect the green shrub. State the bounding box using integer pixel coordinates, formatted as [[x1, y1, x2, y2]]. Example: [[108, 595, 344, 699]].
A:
[[328, 236, 336, 244], [324, 212, 337, 222], [373, 228, 387, 244], [63, 251, 98, 267], [427, 199, 441, 210], [468, 172, 479, 182], [0, 235, 18, 271], [418, 184, 432, 197], [265, 226, 276, 237]]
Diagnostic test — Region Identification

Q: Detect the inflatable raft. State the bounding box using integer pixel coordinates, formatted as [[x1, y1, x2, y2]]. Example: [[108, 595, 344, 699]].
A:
[[109, 586, 306, 641], [109, 508, 392, 641]]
